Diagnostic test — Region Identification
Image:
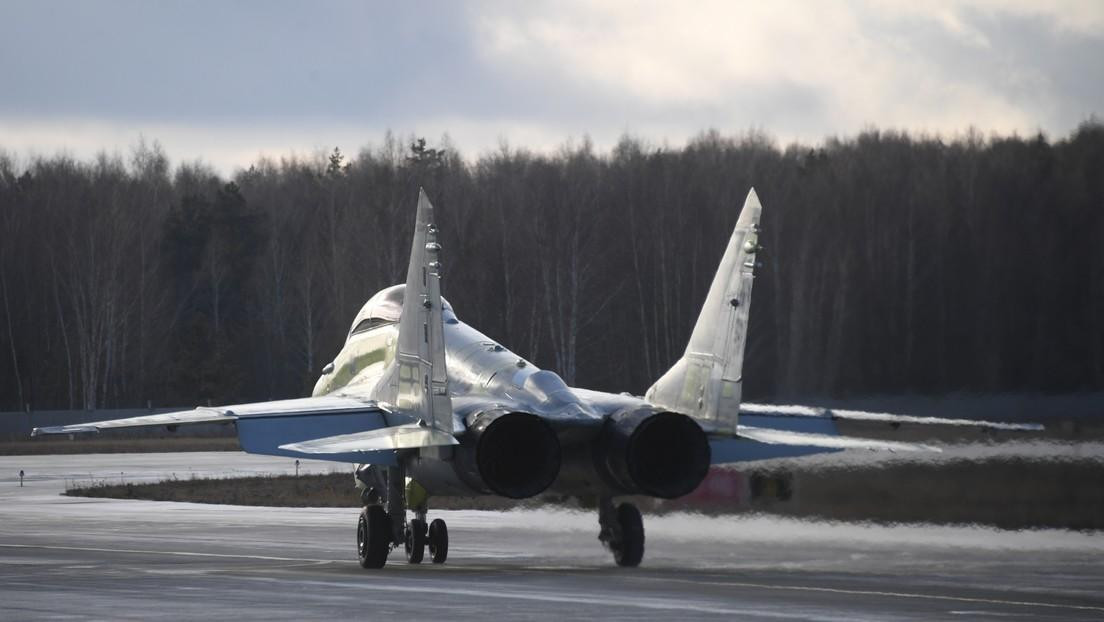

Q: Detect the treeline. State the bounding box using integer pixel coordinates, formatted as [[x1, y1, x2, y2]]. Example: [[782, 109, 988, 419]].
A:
[[1, 125, 1102, 411]]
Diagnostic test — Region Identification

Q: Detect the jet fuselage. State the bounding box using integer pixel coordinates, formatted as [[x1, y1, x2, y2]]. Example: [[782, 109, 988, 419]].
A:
[[313, 284, 710, 500]]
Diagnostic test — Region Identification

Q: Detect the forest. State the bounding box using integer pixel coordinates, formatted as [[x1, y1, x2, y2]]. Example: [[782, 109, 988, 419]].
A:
[[1, 123, 1102, 412]]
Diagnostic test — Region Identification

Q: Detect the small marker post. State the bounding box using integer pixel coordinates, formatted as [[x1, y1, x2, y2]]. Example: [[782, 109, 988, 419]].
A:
[[19, 470, 24, 487], [295, 459, 300, 477]]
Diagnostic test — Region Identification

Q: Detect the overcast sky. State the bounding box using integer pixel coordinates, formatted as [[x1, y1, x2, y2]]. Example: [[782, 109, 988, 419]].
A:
[[1, 0, 1101, 174]]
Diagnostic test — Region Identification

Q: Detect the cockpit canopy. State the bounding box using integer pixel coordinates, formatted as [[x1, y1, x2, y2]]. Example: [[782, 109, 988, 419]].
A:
[[348, 284, 456, 337]]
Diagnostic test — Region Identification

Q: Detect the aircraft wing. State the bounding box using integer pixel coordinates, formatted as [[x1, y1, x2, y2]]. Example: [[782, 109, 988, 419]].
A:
[[737, 425, 939, 452], [30, 395, 385, 436], [703, 403, 1044, 465], [31, 407, 237, 435], [709, 425, 940, 464], [740, 402, 1043, 432], [31, 394, 416, 464]]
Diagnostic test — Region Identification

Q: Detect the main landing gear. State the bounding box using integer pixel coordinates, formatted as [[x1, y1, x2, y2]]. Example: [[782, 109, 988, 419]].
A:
[[598, 497, 644, 567], [357, 505, 391, 569], [403, 513, 449, 564], [428, 518, 449, 563], [355, 464, 448, 569]]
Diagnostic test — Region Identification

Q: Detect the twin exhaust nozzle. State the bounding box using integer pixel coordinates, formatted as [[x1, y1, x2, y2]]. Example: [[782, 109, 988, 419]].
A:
[[454, 408, 711, 500]]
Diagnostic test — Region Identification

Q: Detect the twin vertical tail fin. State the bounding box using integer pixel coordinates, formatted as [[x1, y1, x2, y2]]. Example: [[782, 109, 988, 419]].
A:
[[645, 188, 763, 435], [379, 189, 455, 439]]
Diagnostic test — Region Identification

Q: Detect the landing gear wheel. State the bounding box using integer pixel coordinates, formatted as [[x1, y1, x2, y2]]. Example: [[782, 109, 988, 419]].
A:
[[428, 518, 449, 564], [357, 505, 392, 569], [405, 518, 427, 564], [612, 503, 644, 567]]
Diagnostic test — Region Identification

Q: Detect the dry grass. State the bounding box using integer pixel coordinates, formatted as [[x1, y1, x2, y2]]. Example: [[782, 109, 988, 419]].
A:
[[776, 459, 1104, 530], [64, 458, 1104, 530], [65, 472, 554, 510], [666, 458, 1104, 530], [68, 473, 357, 507]]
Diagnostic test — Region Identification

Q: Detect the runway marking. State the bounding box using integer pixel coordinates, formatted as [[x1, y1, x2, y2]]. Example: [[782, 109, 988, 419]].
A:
[[651, 576, 1104, 614], [0, 543, 835, 619], [4, 542, 1101, 615], [0, 543, 340, 564], [231, 575, 852, 619]]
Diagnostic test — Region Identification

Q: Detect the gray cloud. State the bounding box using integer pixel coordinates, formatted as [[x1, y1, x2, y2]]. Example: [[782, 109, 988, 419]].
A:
[[858, 6, 1104, 133], [1, 0, 1100, 172], [1, 1, 485, 121]]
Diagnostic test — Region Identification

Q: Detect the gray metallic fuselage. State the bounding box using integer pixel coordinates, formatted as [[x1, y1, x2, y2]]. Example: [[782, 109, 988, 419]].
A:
[[312, 285, 653, 499]]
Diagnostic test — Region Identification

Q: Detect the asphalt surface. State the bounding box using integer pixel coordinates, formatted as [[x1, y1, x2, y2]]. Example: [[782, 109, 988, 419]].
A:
[[2, 452, 1102, 621]]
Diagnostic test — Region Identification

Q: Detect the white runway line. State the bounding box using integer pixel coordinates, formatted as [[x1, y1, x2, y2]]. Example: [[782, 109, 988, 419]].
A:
[[654, 577, 1104, 614], [229, 575, 856, 620], [0, 542, 340, 564], [4, 541, 1100, 615]]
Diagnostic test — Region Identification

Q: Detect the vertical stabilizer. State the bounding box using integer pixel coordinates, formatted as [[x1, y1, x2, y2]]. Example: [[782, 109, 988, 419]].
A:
[[380, 189, 453, 435], [645, 188, 763, 434]]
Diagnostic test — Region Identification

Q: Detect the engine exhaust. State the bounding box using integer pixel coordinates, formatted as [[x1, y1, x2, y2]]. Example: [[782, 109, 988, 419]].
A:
[[455, 410, 562, 499], [596, 408, 711, 499]]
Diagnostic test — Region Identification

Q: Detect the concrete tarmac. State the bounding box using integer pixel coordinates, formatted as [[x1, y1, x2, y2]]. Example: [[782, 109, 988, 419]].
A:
[[2, 452, 1102, 621]]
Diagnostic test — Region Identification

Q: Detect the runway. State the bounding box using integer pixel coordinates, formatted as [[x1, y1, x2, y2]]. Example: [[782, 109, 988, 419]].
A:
[[2, 453, 1102, 620]]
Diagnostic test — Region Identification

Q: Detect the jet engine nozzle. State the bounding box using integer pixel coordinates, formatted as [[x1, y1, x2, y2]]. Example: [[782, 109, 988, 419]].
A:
[[596, 409, 711, 499], [456, 410, 561, 499]]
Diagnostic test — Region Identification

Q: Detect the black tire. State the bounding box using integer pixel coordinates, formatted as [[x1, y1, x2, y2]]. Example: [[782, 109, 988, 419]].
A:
[[357, 505, 391, 569], [428, 518, 448, 564], [405, 518, 427, 564], [613, 503, 644, 567]]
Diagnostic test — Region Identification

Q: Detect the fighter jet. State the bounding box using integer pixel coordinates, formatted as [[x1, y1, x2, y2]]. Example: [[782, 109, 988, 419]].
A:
[[34, 188, 1039, 568]]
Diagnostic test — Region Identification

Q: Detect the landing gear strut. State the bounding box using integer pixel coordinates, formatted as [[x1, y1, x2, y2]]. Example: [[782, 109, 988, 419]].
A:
[[598, 497, 644, 567], [354, 464, 449, 568]]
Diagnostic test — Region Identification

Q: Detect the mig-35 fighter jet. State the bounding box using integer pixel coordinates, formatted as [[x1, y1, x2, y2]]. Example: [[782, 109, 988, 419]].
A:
[[35, 188, 1039, 568]]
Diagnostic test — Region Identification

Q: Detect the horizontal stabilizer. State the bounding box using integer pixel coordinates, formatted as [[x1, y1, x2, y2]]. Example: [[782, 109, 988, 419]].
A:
[[737, 425, 940, 453], [279, 423, 459, 454], [740, 403, 1043, 432]]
